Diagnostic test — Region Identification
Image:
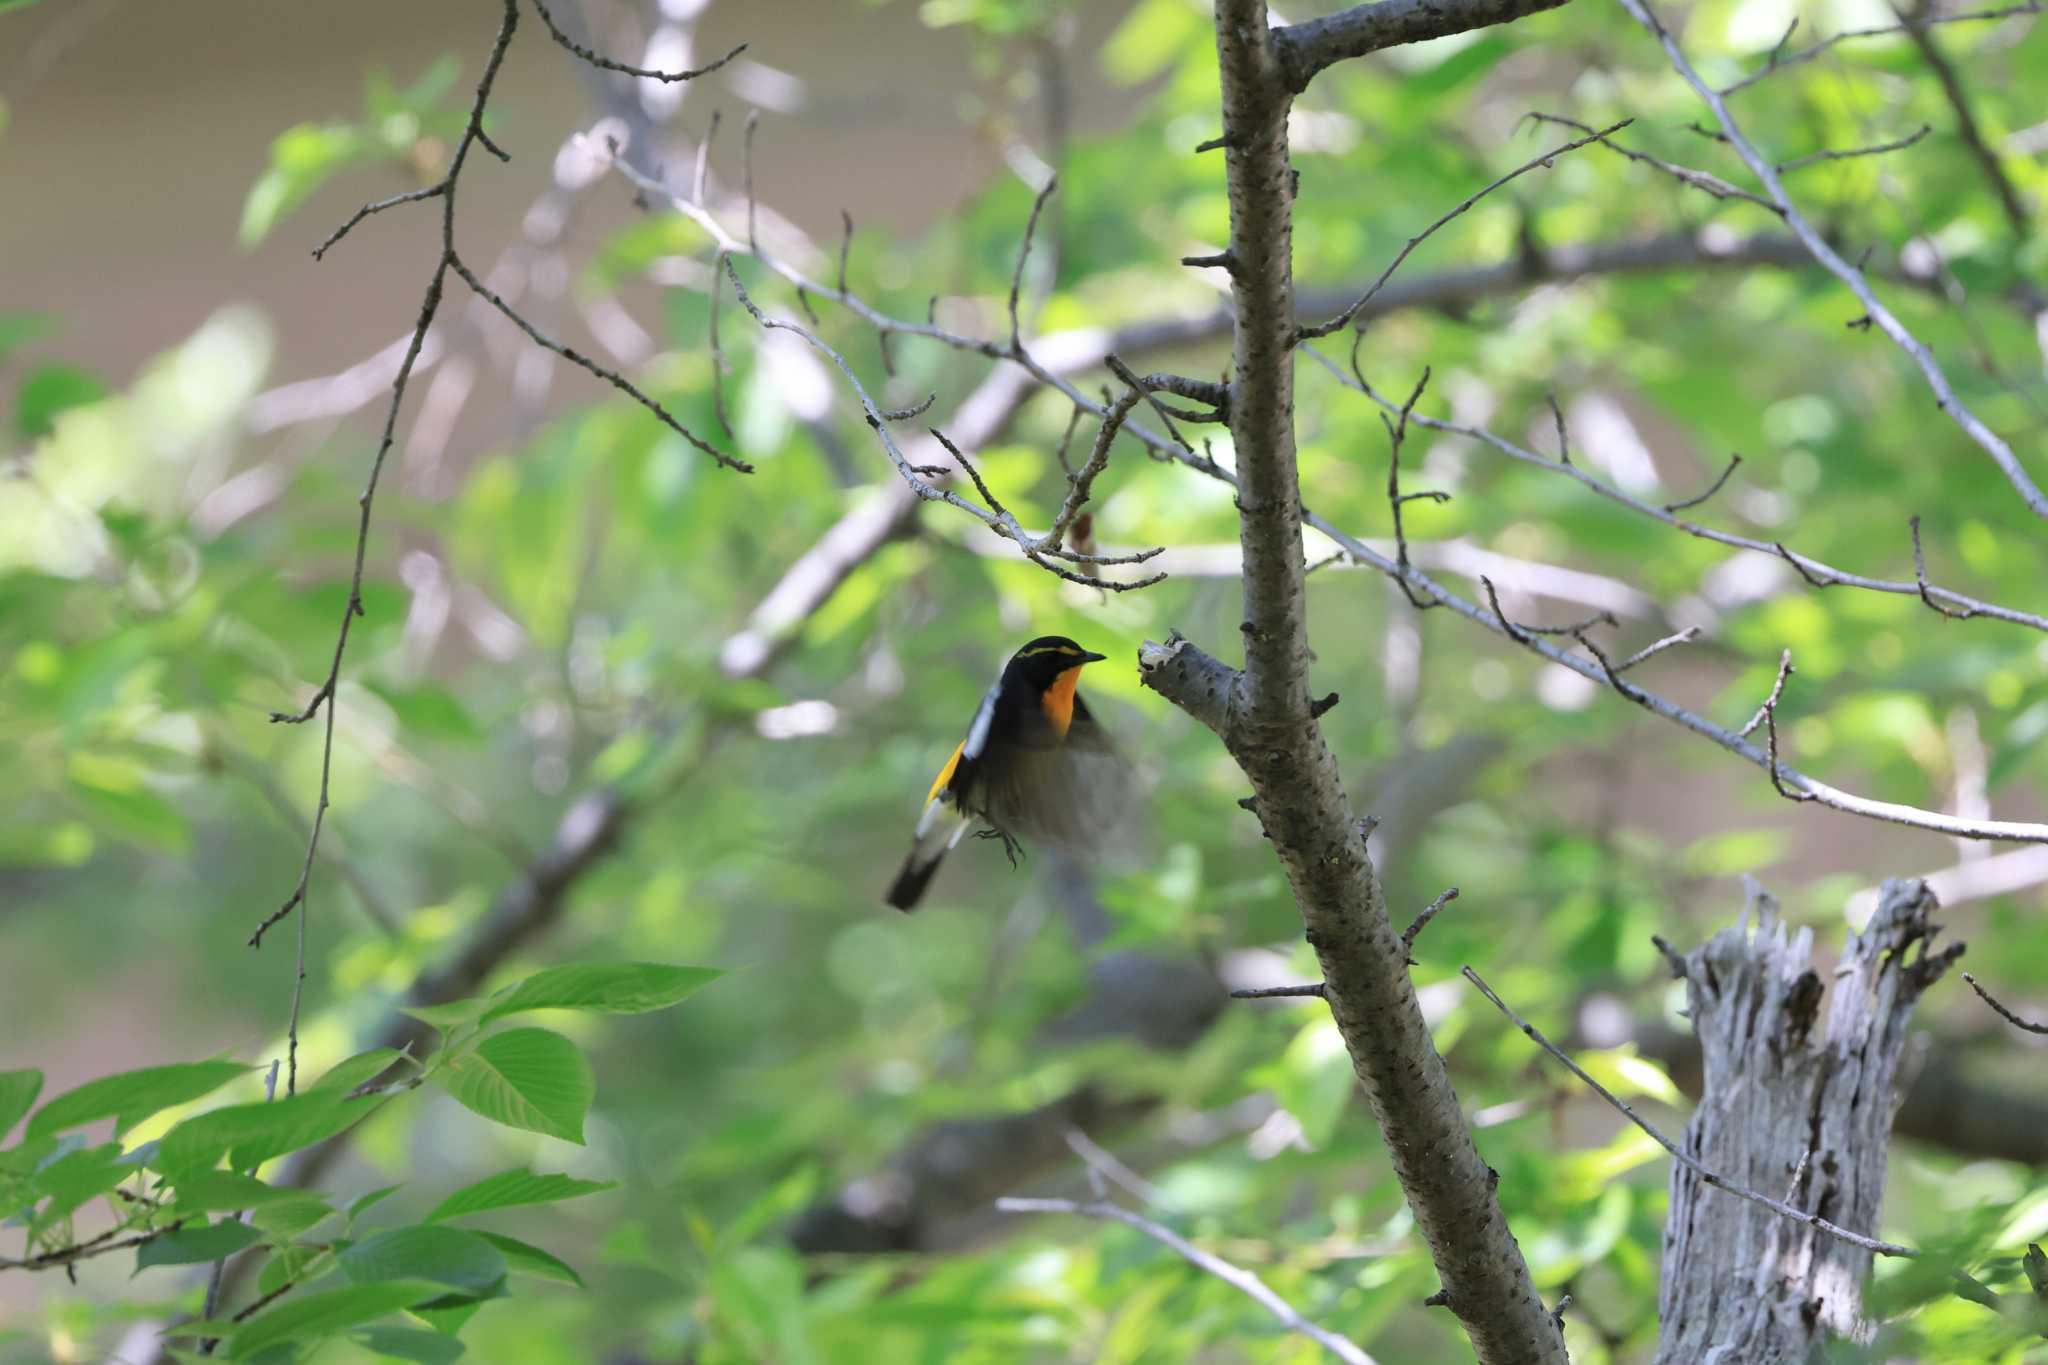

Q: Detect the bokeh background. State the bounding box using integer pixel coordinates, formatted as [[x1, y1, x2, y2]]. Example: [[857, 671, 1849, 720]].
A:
[[4, 0, 2047, 1359]]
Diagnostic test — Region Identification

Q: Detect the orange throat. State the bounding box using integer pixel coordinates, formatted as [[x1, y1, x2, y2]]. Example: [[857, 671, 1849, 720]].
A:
[[1042, 666, 1082, 737]]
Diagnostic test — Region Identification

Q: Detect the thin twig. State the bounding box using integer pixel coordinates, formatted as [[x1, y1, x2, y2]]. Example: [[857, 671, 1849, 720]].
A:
[[996, 1196, 1380, 1364], [1962, 973, 2048, 1034], [1312, 347, 2048, 633], [1616, 0, 2048, 520], [1299, 119, 1633, 340], [1009, 175, 1059, 354], [694, 109, 720, 207], [529, 0, 747, 82], [1663, 453, 1741, 512], [1902, 6, 2030, 234], [1230, 983, 1329, 999], [1777, 123, 1930, 173], [1740, 649, 1795, 739], [1382, 367, 1438, 610], [1461, 967, 1917, 1257], [1614, 627, 1701, 672], [253, 0, 741, 1111], [1401, 887, 1460, 956], [1063, 1129, 1174, 1209], [1524, 112, 1780, 212], [1910, 516, 1978, 620], [1718, 4, 2048, 95]]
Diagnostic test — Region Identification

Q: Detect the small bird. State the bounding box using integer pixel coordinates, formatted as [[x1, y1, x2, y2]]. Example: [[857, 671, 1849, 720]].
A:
[[885, 635, 1133, 912]]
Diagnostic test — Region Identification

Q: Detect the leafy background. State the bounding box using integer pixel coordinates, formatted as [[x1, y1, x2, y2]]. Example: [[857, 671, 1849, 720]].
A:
[[1, 0, 2045, 1360]]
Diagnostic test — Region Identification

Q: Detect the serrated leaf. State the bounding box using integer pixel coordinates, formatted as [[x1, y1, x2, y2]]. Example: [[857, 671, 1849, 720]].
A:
[[397, 998, 490, 1033], [307, 1048, 406, 1097], [426, 1168, 616, 1223], [226, 1280, 442, 1360], [249, 1195, 335, 1240], [156, 1092, 380, 1176], [28, 1060, 248, 1140], [135, 1219, 263, 1272], [340, 1225, 507, 1295], [478, 963, 721, 1025], [166, 1170, 301, 1214], [0, 1068, 41, 1141], [28, 1142, 130, 1224], [355, 1324, 466, 1364], [348, 1184, 404, 1223], [477, 1231, 583, 1287], [435, 1029, 591, 1143]]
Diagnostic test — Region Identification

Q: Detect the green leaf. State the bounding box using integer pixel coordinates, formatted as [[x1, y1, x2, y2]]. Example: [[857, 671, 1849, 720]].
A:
[[397, 998, 490, 1033], [249, 1195, 336, 1240], [0, 1068, 42, 1141], [307, 1048, 407, 1096], [348, 1184, 405, 1223], [16, 362, 108, 439], [0, 312, 52, 364], [135, 1219, 264, 1272], [366, 681, 485, 743], [435, 1029, 592, 1143], [355, 1325, 466, 1364], [226, 1280, 442, 1360], [27, 1059, 248, 1140], [479, 963, 721, 1024], [167, 1171, 302, 1214], [238, 122, 367, 247], [425, 1169, 617, 1223], [27, 1142, 131, 1224], [339, 1225, 508, 1296], [156, 1092, 376, 1176], [477, 1231, 582, 1287]]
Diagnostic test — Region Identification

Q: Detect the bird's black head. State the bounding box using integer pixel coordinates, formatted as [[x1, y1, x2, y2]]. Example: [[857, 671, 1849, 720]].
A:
[[1005, 635, 1108, 689]]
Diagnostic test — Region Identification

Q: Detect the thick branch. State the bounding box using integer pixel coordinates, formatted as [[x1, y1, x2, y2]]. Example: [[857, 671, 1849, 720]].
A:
[[1274, 0, 1575, 91], [1181, 5, 1567, 1358]]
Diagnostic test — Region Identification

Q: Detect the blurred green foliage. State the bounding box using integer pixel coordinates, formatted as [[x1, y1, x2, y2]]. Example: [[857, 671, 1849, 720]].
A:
[[3, 0, 2047, 1360]]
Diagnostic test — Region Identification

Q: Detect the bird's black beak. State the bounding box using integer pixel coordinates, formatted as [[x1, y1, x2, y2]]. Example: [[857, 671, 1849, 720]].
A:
[[1078, 650, 1108, 664]]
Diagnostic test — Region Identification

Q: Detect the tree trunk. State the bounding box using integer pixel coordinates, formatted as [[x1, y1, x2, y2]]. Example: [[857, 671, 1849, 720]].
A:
[[1653, 878, 1961, 1363]]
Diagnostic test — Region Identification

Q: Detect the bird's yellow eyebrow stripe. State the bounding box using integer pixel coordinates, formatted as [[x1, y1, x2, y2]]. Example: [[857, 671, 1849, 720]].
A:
[[925, 740, 965, 806], [1016, 643, 1083, 658]]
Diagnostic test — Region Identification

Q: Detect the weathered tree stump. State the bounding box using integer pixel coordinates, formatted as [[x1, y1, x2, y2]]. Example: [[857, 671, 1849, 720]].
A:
[[1654, 878, 1962, 1364]]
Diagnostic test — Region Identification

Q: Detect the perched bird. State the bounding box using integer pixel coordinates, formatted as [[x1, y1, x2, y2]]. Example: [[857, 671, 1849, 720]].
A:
[[885, 635, 1134, 912]]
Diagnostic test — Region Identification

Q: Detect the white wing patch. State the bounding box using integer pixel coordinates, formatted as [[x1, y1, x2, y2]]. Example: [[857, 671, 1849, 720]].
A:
[[960, 668, 1004, 761]]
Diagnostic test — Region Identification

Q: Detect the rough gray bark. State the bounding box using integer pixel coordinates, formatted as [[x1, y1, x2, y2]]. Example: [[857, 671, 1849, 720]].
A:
[[1653, 878, 1961, 1364], [1122, 2, 1593, 1358], [1273, 0, 1577, 90]]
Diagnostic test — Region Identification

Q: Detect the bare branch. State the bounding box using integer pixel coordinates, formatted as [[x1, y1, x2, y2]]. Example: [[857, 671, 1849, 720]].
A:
[[1662, 452, 1741, 512], [1009, 174, 1059, 354], [1962, 972, 2048, 1034], [1902, 8, 2031, 235], [1401, 886, 1460, 955], [528, 0, 747, 82], [1776, 123, 1930, 173], [1313, 347, 2048, 633], [1524, 112, 1779, 212], [1461, 967, 1917, 1257], [1720, 2, 2044, 96], [1300, 119, 1631, 340], [1230, 982, 1329, 999], [995, 1196, 1381, 1365], [1616, 0, 2048, 520]]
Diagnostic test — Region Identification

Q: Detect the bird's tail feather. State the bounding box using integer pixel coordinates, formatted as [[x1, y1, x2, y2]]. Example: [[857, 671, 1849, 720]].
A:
[[884, 807, 970, 912]]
